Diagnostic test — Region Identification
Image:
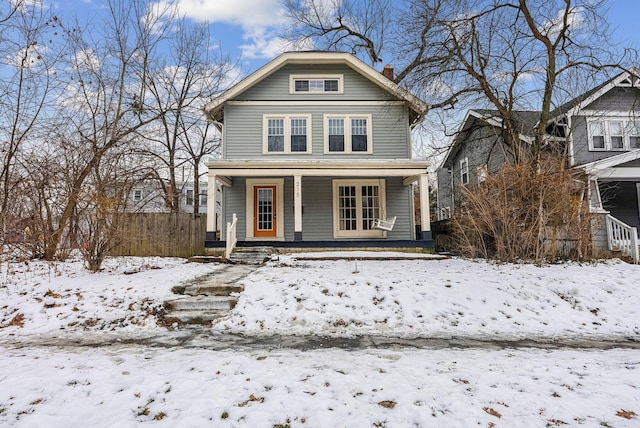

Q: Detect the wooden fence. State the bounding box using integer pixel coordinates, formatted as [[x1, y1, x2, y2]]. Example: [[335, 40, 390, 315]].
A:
[[111, 213, 207, 258]]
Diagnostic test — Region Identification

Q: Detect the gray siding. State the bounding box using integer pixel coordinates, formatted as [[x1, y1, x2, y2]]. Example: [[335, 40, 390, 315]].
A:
[[224, 103, 410, 159], [239, 63, 396, 102], [572, 87, 640, 166], [300, 177, 334, 240], [222, 179, 247, 239], [437, 122, 511, 213], [221, 177, 413, 241]]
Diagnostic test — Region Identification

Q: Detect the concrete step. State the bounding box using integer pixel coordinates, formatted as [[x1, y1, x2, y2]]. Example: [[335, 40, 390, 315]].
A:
[[229, 247, 274, 265], [164, 296, 238, 311], [184, 284, 244, 296], [163, 310, 228, 324], [188, 256, 223, 263]]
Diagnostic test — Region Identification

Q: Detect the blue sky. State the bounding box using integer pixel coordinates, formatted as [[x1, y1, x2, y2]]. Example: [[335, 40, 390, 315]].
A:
[[54, 0, 639, 78]]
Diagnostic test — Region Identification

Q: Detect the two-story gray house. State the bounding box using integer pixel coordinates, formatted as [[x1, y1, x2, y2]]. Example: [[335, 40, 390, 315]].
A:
[[202, 51, 432, 253], [437, 70, 640, 261]]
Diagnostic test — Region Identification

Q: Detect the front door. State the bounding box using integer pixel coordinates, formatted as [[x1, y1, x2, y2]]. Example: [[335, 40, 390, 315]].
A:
[[254, 186, 277, 237]]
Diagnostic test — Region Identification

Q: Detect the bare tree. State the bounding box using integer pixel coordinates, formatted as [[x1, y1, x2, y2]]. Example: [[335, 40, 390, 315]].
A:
[[284, 0, 636, 159], [141, 19, 231, 213], [0, 1, 65, 246], [38, 0, 174, 260]]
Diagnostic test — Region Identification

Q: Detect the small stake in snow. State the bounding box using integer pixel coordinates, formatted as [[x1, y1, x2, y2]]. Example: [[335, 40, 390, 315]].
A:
[[353, 259, 360, 274]]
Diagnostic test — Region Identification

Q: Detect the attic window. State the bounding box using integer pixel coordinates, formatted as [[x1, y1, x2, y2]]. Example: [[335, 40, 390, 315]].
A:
[[290, 74, 343, 94]]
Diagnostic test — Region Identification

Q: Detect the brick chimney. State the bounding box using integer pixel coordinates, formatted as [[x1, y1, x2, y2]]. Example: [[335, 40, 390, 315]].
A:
[[382, 64, 394, 81]]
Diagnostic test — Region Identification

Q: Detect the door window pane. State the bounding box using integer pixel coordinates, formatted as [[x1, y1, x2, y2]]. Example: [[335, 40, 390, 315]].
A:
[[361, 185, 380, 230], [338, 186, 357, 231], [257, 188, 273, 231]]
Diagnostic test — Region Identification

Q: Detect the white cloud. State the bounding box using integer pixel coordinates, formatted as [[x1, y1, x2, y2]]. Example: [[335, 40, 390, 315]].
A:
[[540, 6, 585, 40], [239, 28, 314, 59], [151, 0, 295, 60], [158, 0, 284, 28]]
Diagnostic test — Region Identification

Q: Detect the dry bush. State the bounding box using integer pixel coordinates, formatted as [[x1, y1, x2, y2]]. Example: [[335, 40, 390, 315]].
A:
[[449, 156, 593, 263]]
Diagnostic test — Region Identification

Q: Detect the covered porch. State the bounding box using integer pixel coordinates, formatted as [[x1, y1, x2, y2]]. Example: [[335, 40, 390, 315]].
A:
[[581, 150, 640, 262], [204, 160, 432, 252]]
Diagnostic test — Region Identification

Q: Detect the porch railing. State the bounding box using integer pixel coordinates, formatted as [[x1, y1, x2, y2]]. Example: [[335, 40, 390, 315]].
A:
[[225, 213, 238, 259], [606, 214, 639, 263]]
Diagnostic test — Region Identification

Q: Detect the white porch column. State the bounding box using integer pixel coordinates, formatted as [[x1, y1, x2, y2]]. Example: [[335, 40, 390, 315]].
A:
[[206, 173, 218, 241], [418, 173, 432, 240], [294, 174, 302, 241]]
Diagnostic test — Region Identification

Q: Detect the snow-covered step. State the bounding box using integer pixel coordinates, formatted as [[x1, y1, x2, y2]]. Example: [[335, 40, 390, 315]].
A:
[[163, 310, 228, 324], [229, 246, 273, 265], [164, 296, 237, 311], [185, 284, 244, 296]]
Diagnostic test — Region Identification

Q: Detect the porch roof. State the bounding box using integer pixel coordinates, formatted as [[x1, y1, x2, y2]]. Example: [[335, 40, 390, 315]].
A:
[[579, 149, 640, 179], [206, 159, 429, 184]]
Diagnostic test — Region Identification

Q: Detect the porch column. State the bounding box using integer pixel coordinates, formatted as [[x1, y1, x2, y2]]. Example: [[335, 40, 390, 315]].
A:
[[294, 174, 302, 241], [418, 173, 432, 240], [206, 173, 218, 241]]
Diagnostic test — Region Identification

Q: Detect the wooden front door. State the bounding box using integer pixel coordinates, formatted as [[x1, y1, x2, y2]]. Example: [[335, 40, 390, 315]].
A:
[[254, 186, 277, 237]]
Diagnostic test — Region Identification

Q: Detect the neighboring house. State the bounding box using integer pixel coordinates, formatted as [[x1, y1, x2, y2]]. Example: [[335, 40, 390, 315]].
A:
[[436, 70, 640, 261], [203, 51, 432, 252], [436, 109, 540, 221], [129, 181, 210, 215]]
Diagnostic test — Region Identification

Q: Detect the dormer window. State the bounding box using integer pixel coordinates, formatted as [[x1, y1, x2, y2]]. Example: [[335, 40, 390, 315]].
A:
[[290, 74, 343, 94]]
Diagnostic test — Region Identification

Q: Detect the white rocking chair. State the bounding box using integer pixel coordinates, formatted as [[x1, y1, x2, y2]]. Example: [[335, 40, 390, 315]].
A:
[[371, 216, 396, 231]]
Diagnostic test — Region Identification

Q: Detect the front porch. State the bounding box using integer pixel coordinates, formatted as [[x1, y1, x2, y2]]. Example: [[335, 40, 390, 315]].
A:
[[581, 150, 640, 262], [204, 159, 433, 253]]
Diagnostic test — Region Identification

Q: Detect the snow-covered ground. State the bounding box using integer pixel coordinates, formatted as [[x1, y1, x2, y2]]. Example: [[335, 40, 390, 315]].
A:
[[1, 252, 640, 426], [219, 253, 640, 339], [1, 346, 639, 427]]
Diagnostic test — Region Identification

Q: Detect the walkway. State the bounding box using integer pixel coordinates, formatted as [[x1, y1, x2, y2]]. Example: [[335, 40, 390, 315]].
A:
[[3, 330, 639, 351]]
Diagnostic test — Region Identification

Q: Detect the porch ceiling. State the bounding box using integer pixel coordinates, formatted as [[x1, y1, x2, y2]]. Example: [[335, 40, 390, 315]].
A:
[[206, 159, 429, 181]]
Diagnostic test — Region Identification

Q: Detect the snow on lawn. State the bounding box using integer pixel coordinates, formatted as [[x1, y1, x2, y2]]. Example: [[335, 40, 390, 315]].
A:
[[1, 345, 639, 427], [0, 255, 221, 339], [216, 254, 640, 339]]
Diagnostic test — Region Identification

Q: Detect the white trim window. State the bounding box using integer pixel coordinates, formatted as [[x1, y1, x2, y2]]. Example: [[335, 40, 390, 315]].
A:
[[628, 121, 640, 149], [263, 114, 312, 154], [133, 189, 142, 202], [290, 74, 343, 94], [460, 157, 469, 185], [332, 179, 386, 238], [588, 118, 639, 151], [186, 189, 194, 206], [324, 114, 373, 154]]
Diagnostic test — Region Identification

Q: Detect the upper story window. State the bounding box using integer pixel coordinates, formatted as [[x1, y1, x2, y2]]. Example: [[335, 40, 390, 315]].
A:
[[588, 118, 640, 151], [290, 74, 343, 94], [133, 189, 142, 201], [324, 114, 372, 154], [460, 157, 469, 185], [263, 114, 312, 154]]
